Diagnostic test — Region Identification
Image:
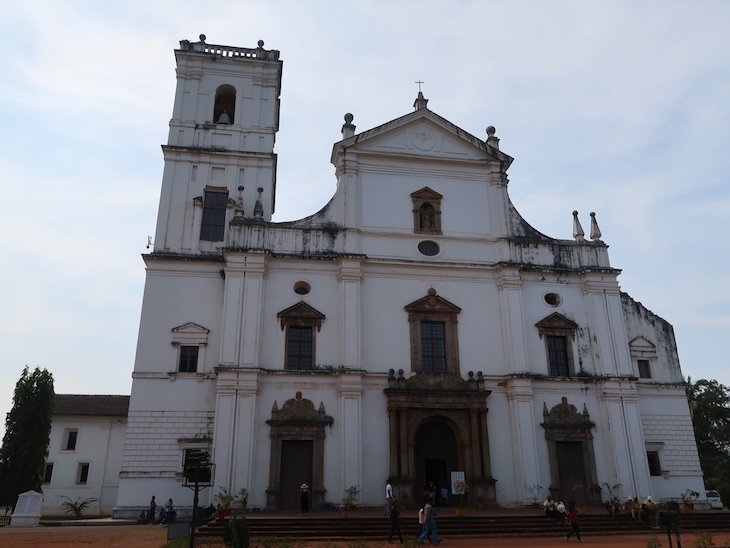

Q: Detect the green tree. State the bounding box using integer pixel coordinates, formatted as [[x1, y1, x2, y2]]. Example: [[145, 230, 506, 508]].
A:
[[686, 377, 730, 506], [0, 367, 55, 509]]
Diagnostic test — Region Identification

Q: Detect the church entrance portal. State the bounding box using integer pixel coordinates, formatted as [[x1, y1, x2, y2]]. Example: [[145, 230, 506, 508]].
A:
[[556, 441, 586, 499], [279, 440, 313, 510], [415, 421, 456, 505]]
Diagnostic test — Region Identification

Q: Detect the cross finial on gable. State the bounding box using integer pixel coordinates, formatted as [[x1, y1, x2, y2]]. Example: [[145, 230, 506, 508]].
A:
[[415, 80, 424, 92]]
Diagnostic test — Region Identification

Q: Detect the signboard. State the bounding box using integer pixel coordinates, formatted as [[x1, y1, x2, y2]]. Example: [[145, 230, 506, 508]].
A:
[[450, 471, 465, 495]]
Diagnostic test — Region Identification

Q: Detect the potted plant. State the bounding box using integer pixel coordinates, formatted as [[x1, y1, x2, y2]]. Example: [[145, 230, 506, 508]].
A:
[[235, 488, 248, 513], [214, 487, 235, 519], [681, 489, 699, 511], [454, 479, 469, 516], [341, 484, 360, 517]]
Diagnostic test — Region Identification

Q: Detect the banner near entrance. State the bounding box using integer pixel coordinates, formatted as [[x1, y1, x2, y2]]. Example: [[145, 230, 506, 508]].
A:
[[450, 471, 465, 494]]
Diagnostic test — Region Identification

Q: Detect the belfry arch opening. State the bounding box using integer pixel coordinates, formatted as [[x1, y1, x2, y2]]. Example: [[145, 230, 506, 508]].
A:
[[214, 84, 236, 124]]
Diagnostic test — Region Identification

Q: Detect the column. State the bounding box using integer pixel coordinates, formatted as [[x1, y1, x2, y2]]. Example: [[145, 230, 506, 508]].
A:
[[220, 255, 245, 365], [232, 370, 260, 496], [212, 372, 238, 490], [239, 252, 266, 367], [506, 379, 540, 503], [497, 268, 529, 373], [338, 259, 362, 368], [339, 373, 363, 497]]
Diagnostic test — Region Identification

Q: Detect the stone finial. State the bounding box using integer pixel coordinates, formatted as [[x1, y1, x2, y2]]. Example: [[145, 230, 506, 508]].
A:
[[590, 212, 602, 241], [486, 126, 500, 150], [199, 34, 207, 43], [341, 113, 356, 139], [572, 211, 585, 242], [235, 185, 244, 216], [254, 187, 264, 218], [414, 91, 429, 111]]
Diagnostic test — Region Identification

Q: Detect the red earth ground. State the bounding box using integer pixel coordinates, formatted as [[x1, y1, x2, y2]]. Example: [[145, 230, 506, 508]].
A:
[[1, 525, 729, 548]]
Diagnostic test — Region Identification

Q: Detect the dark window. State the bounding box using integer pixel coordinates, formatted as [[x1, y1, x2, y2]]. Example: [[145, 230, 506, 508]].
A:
[[43, 463, 54, 484], [200, 190, 228, 241], [65, 429, 78, 451], [77, 463, 90, 484], [418, 240, 440, 256], [547, 335, 570, 377], [179, 345, 199, 373], [647, 451, 661, 476], [638, 359, 651, 379], [420, 321, 447, 372], [286, 326, 313, 370]]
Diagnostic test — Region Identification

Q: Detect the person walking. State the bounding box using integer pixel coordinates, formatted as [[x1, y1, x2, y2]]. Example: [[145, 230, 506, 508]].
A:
[[388, 501, 404, 544], [385, 480, 394, 518], [417, 502, 441, 544], [564, 501, 582, 542]]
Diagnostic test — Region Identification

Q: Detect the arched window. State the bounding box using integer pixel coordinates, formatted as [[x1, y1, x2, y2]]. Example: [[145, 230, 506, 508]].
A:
[[213, 84, 236, 124]]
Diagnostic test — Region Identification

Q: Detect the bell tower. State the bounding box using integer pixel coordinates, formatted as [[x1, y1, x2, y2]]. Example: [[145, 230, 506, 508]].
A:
[[154, 35, 282, 253]]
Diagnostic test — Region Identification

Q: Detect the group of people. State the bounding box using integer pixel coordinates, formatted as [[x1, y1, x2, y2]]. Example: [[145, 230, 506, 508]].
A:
[[543, 496, 581, 542], [385, 480, 441, 545], [137, 496, 176, 525], [617, 495, 657, 523]]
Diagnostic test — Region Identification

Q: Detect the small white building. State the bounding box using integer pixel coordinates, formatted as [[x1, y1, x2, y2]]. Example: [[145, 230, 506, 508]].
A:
[[43, 395, 128, 516], [114, 35, 704, 517]]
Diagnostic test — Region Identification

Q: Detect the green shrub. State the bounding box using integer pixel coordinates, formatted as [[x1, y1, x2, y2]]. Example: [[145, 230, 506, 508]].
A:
[[224, 516, 250, 548]]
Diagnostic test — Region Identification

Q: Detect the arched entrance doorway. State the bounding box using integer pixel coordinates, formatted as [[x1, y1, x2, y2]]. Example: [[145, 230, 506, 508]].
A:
[[414, 419, 457, 505]]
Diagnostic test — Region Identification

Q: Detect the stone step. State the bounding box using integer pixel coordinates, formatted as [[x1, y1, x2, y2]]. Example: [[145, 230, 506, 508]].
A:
[[197, 511, 730, 540]]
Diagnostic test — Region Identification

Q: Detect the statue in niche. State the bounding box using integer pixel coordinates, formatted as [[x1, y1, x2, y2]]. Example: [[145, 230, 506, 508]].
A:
[[419, 203, 436, 231]]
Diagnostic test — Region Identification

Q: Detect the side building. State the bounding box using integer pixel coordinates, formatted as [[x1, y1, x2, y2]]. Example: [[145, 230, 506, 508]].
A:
[[114, 36, 703, 516], [43, 395, 129, 516]]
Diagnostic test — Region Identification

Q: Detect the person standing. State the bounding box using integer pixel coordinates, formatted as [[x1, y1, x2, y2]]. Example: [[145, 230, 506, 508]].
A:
[[149, 496, 157, 524], [564, 501, 582, 542], [300, 483, 310, 514], [385, 480, 394, 518], [388, 500, 404, 544]]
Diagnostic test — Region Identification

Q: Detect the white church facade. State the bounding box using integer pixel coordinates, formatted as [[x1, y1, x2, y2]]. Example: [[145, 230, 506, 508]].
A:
[[114, 35, 703, 516]]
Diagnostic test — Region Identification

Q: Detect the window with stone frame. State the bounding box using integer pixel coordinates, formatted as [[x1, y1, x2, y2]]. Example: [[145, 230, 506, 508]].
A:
[[178, 345, 199, 373], [200, 188, 229, 241], [637, 359, 651, 379], [647, 450, 662, 476], [76, 462, 90, 484], [411, 187, 443, 234], [536, 313, 579, 377], [629, 337, 657, 380], [171, 322, 209, 374], [405, 288, 461, 374], [277, 302, 325, 371]]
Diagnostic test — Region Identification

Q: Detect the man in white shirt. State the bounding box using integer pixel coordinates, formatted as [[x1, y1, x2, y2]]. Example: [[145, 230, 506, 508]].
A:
[[385, 480, 394, 518]]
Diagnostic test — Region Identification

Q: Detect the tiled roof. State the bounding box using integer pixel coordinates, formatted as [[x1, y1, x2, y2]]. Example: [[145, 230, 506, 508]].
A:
[[53, 394, 130, 417]]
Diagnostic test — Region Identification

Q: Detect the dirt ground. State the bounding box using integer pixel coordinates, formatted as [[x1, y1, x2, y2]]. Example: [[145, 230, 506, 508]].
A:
[[1, 525, 730, 548]]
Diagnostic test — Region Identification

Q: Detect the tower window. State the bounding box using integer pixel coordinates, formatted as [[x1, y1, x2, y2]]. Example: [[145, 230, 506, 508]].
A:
[[179, 345, 199, 373], [637, 359, 651, 379], [214, 84, 236, 124], [200, 190, 228, 241], [43, 462, 54, 484], [647, 451, 661, 476]]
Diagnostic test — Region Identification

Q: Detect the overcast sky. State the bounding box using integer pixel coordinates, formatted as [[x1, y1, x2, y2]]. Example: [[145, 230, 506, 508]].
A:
[[1, 1, 729, 433]]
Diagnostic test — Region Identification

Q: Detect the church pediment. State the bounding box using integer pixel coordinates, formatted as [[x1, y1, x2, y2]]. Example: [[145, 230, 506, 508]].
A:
[[171, 322, 210, 335], [404, 288, 462, 314], [277, 301, 326, 331], [535, 313, 578, 332], [332, 109, 513, 166]]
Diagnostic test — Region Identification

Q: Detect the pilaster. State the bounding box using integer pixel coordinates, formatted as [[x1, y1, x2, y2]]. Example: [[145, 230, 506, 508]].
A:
[[497, 268, 529, 373], [505, 378, 540, 503], [338, 259, 362, 368]]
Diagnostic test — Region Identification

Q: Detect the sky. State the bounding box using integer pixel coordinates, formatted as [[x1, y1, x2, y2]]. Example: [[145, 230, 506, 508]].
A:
[[1, 1, 729, 434]]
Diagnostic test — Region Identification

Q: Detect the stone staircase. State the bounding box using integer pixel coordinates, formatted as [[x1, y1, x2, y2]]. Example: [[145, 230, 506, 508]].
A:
[[197, 510, 730, 541]]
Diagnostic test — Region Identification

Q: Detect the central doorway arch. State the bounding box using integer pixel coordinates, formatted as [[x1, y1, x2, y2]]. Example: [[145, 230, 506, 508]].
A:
[[414, 419, 457, 505]]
